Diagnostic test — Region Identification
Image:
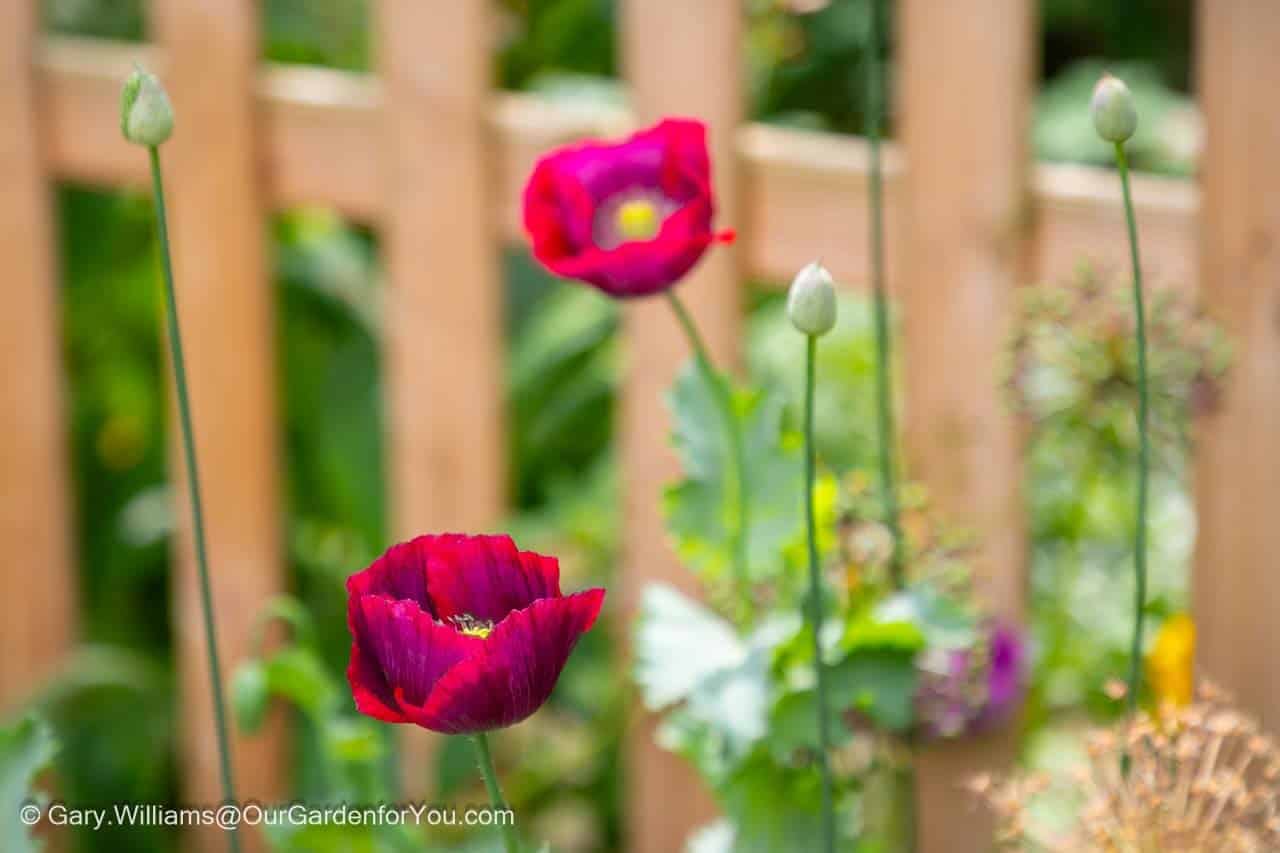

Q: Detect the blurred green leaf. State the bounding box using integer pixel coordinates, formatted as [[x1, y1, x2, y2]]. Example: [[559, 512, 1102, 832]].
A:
[[635, 584, 746, 711], [828, 648, 917, 733], [0, 716, 58, 853], [663, 364, 806, 591], [233, 660, 271, 734]]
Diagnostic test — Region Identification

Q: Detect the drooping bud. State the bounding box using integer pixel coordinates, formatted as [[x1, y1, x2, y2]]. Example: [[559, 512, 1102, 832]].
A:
[[787, 261, 837, 336], [1090, 73, 1137, 144], [120, 67, 175, 147]]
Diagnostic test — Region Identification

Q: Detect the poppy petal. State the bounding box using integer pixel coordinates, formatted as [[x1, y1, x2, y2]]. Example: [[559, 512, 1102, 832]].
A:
[[346, 595, 481, 721], [346, 536, 435, 615], [425, 534, 561, 624], [407, 588, 605, 734]]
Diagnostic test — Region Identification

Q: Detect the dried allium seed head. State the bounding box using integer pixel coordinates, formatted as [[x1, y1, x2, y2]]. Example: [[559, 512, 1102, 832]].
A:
[[971, 683, 1280, 851]]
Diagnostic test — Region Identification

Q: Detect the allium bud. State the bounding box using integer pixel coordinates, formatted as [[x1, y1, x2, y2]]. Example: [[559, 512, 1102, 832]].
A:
[[1090, 74, 1137, 144], [120, 67, 174, 147], [787, 261, 837, 337]]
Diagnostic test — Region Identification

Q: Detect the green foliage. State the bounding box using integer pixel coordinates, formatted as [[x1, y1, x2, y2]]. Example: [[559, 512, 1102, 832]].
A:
[[662, 362, 815, 604], [0, 717, 58, 853]]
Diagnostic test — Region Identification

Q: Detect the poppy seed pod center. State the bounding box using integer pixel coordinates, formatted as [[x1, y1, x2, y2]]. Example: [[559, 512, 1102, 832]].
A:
[[616, 198, 662, 241]]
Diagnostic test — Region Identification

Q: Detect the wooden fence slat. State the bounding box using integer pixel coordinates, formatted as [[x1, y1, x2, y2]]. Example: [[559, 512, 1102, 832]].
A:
[[898, 1, 1035, 849], [374, 0, 504, 796], [1193, 2, 1280, 727], [152, 2, 284, 846], [35, 36, 1196, 294], [0, 1, 77, 711], [619, 2, 743, 851]]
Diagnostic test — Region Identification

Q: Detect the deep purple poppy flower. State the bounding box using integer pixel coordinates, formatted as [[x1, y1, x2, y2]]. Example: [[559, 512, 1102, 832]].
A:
[[915, 622, 1025, 740], [523, 118, 734, 298], [346, 533, 605, 734]]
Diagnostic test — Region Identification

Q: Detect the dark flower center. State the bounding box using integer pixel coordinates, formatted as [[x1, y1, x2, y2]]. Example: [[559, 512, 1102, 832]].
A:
[[450, 613, 495, 639]]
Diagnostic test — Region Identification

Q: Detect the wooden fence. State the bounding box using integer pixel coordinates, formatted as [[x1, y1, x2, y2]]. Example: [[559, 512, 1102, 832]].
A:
[[2, 1, 1276, 851]]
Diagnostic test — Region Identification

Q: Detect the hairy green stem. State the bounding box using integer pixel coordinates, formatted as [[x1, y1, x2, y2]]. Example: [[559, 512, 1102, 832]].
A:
[[665, 291, 753, 621], [803, 336, 837, 853], [471, 733, 520, 853], [1114, 142, 1149, 727], [148, 146, 241, 853], [866, 0, 904, 589]]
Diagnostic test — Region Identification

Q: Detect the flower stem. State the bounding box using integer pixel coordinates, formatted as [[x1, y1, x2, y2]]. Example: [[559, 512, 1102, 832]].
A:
[[470, 733, 520, 853], [865, 0, 904, 589], [147, 146, 241, 853], [665, 291, 753, 622], [1114, 141, 1149, 726], [803, 335, 837, 853]]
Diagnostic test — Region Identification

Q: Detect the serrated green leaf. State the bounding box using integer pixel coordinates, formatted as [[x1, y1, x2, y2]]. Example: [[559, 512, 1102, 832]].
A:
[[635, 584, 747, 710], [662, 363, 809, 589], [828, 648, 919, 732], [716, 748, 829, 853], [767, 687, 854, 763]]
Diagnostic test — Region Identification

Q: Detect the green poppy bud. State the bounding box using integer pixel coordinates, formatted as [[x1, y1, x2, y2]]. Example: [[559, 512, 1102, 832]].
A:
[[787, 261, 837, 337], [1090, 74, 1137, 144], [120, 67, 175, 147]]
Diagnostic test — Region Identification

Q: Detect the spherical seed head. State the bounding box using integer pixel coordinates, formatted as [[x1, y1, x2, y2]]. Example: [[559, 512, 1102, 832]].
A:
[[1091, 74, 1137, 144], [787, 261, 838, 336], [120, 68, 174, 147]]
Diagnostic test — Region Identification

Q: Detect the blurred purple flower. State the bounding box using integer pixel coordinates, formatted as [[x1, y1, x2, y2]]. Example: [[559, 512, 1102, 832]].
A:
[[915, 622, 1025, 740]]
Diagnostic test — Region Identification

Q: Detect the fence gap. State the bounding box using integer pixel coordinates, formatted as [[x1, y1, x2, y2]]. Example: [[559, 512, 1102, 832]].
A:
[[1193, 1, 1280, 727], [0, 0, 77, 712], [152, 1, 284, 847], [618, 2, 744, 851], [373, 0, 505, 796], [898, 1, 1036, 848]]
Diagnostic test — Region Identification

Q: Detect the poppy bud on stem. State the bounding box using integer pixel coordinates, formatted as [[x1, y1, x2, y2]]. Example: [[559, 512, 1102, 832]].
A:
[[790, 262, 838, 853], [1097, 73, 1149, 774], [122, 70, 241, 853]]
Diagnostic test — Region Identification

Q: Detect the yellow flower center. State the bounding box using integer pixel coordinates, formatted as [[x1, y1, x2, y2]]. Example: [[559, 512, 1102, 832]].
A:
[[615, 199, 661, 241], [451, 614, 494, 639]]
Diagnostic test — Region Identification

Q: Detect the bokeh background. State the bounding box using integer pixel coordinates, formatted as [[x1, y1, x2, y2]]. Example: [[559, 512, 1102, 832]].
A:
[[10, 0, 1216, 851]]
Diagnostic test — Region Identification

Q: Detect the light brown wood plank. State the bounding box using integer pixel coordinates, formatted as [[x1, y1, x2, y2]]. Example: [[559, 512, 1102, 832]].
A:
[[619, 2, 743, 851], [373, 0, 505, 796], [150, 2, 284, 848], [1193, 1, 1280, 728], [35, 36, 1196, 294], [898, 1, 1035, 848], [0, 1, 77, 711]]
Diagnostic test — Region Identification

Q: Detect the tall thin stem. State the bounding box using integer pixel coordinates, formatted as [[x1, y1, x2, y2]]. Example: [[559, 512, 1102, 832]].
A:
[[1114, 141, 1149, 723], [803, 335, 836, 853], [665, 291, 753, 621], [865, 0, 904, 588], [471, 733, 520, 853], [148, 146, 241, 853]]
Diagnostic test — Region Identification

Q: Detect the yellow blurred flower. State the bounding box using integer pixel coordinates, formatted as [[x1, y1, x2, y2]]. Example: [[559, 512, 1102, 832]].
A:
[[1146, 613, 1195, 707]]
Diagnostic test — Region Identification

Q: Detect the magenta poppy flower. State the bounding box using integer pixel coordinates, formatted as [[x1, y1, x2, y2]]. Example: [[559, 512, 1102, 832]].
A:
[[346, 533, 605, 734], [523, 118, 734, 298]]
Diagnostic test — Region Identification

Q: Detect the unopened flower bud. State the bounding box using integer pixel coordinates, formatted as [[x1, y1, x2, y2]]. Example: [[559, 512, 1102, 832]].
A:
[[120, 68, 174, 147], [1090, 74, 1136, 144], [787, 261, 837, 336]]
